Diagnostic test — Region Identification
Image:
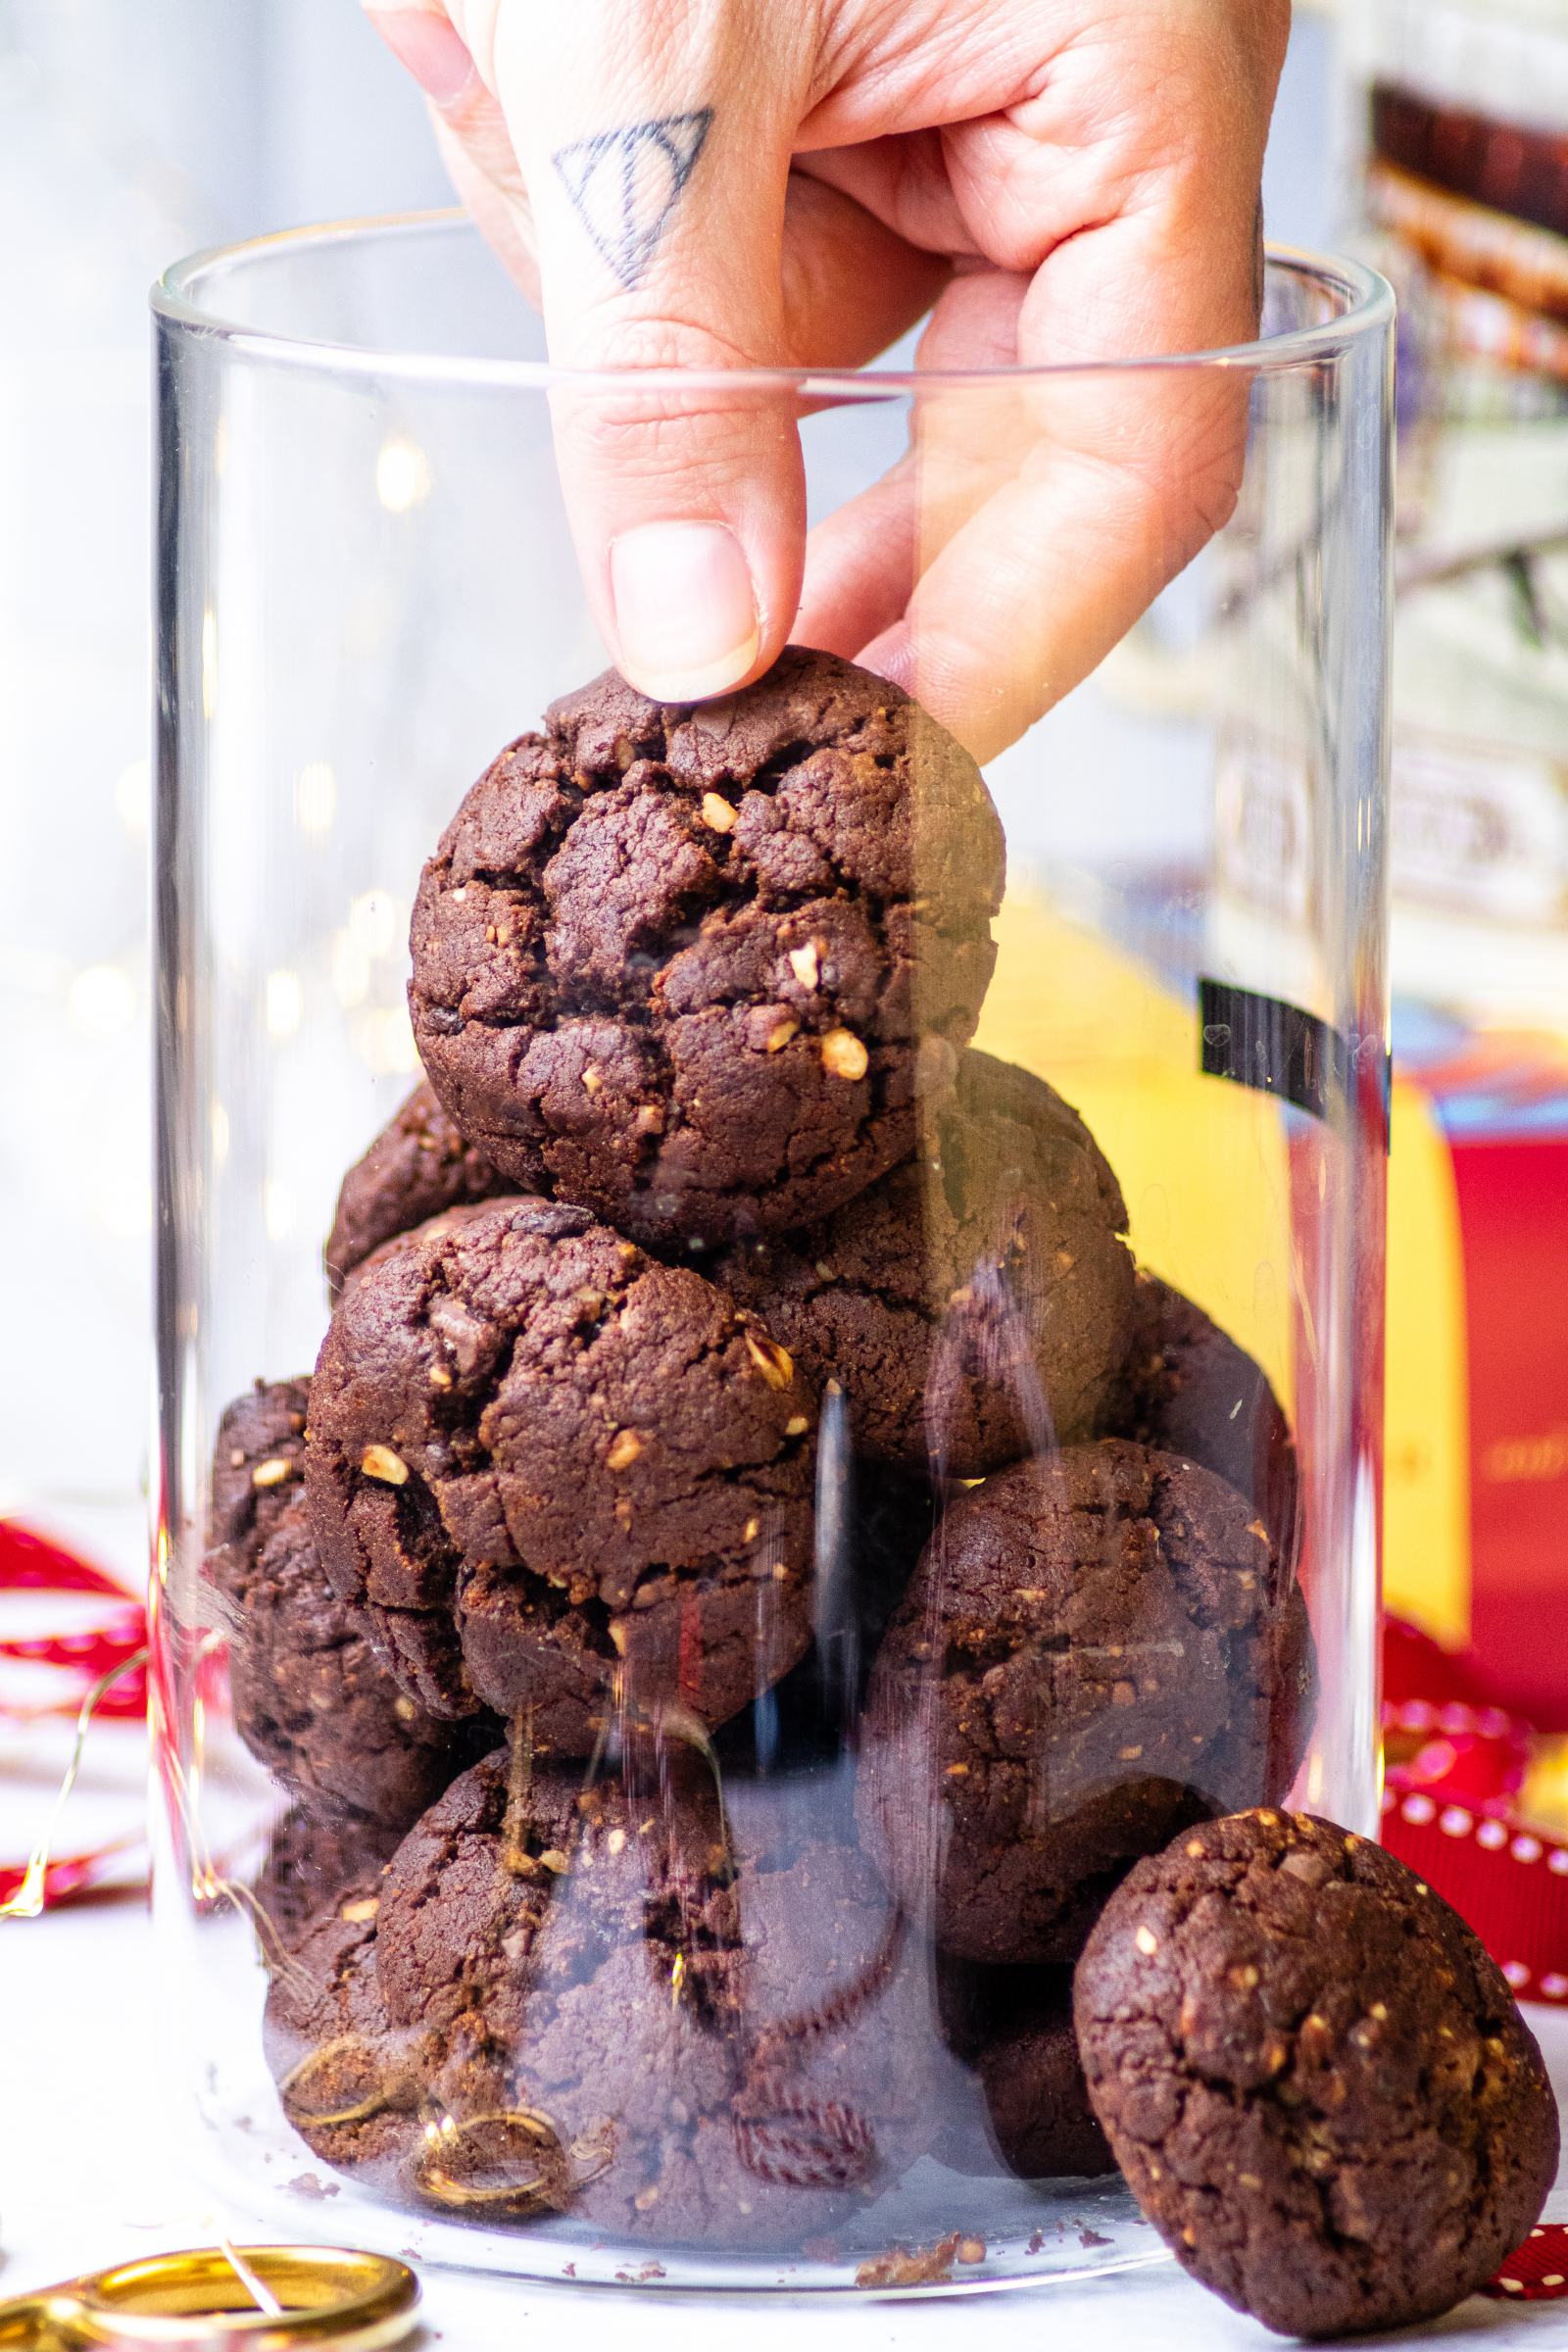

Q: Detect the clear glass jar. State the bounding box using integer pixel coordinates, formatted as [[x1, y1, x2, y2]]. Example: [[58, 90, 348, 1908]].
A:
[[151, 220, 1393, 2292]]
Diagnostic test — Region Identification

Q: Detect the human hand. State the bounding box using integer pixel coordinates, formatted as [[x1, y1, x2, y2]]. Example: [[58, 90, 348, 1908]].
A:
[[366, 0, 1288, 759]]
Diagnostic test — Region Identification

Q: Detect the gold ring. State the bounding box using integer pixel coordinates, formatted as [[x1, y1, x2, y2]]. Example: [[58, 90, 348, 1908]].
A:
[[0, 2246, 418, 2350]]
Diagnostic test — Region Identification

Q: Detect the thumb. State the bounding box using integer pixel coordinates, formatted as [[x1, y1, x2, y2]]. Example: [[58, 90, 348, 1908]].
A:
[[489, 2, 817, 701]]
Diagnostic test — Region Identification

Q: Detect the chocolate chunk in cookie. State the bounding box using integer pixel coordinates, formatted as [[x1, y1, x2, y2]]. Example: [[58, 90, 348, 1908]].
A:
[[1074, 1810, 1559, 2338], [715, 1051, 1133, 1476], [1114, 1275, 1299, 1558], [208, 1381, 486, 1825], [858, 1441, 1314, 1964], [408, 648, 1005, 1249], [937, 1961, 1115, 2181], [359, 1746, 941, 2241], [306, 1198, 817, 1745], [323, 1082, 511, 1297]]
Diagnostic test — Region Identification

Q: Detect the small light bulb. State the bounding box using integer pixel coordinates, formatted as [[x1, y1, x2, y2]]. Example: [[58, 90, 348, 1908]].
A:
[[265, 1178, 295, 1241], [358, 1004, 419, 1075], [330, 932, 372, 1009], [294, 761, 336, 834], [115, 758, 151, 833], [265, 970, 303, 1038], [375, 435, 432, 514], [348, 890, 403, 958]]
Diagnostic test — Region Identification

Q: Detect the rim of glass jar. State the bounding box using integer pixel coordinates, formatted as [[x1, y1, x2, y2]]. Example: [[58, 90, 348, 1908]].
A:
[[153, 211, 1394, 396]]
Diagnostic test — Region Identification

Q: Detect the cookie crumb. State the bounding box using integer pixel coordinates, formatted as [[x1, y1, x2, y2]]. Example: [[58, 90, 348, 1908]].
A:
[[856, 2235, 960, 2289]]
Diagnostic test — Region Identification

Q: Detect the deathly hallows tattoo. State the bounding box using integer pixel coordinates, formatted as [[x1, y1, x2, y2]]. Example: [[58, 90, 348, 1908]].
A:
[[552, 108, 713, 289]]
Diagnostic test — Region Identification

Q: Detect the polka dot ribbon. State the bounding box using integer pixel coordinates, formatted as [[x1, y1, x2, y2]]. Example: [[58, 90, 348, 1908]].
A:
[[1487, 2226, 1568, 2302], [1383, 1618, 1568, 2302], [1382, 1617, 1568, 2007]]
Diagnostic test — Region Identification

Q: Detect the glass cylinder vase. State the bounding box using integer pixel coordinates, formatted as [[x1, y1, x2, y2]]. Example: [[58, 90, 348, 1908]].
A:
[[151, 220, 1394, 2293]]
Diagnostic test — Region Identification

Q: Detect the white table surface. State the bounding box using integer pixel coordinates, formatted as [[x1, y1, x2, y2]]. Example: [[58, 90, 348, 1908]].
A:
[[5, 1887, 1568, 2352]]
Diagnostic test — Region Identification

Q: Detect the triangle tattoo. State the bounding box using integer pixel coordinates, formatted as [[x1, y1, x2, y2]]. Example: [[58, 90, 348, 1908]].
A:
[[552, 109, 714, 289]]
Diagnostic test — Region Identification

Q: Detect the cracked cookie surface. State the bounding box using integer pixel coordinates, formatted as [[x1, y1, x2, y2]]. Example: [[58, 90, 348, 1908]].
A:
[[305, 1198, 817, 1744], [858, 1441, 1314, 1964], [1073, 1810, 1559, 2338], [715, 1050, 1133, 1476], [408, 648, 1005, 1249], [208, 1380, 486, 1825], [324, 1082, 512, 1297]]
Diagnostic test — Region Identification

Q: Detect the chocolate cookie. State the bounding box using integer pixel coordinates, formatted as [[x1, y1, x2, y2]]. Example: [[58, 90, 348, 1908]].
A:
[[1115, 1275, 1299, 1558], [323, 1082, 510, 1297], [408, 648, 1005, 1249], [858, 1441, 1314, 1964], [715, 1051, 1134, 1476], [361, 1746, 939, 2241], [1073, 1810, 1559, 2338], [261, 1812, 419, 2183], [254, 1802, 402, 1951], [937, 1963, 1114, 2181], [208, 1381, 483, 1825], [306, 1198, 817, 1744]]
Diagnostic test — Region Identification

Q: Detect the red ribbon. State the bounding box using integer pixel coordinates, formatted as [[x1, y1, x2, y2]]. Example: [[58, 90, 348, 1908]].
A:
[[1485, 2225, 1568, 2302], [1382, 1616, 1568, 2007], [0, 1520, 147, 1720], [1, 1520, 150, 1915]]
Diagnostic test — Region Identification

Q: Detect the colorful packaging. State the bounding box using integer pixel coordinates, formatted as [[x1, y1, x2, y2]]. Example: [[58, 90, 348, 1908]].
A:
[[1386, 1007, 1568, 1725]]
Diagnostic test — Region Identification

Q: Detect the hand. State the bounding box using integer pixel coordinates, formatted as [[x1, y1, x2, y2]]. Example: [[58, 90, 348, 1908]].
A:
[[367, 0, 1288, 759]]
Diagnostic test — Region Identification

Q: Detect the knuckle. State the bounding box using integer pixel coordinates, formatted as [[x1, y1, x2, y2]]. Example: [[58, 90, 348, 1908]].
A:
[[564, 310, 766, 379], [551, 311, 779, 472]]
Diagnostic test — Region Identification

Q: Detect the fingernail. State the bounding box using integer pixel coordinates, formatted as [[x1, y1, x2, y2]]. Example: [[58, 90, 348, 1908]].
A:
[[368, 7, 476, 108], [610, 523, 761, 702]]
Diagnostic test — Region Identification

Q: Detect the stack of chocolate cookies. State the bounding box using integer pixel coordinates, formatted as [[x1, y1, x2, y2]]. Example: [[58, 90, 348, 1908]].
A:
[[209, 648, 1316, 2249]]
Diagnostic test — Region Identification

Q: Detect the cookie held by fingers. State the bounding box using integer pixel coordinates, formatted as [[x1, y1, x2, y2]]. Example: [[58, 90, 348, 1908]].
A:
[[305, 1197, 817, 1744], [409, 647, 1004, 1250]]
